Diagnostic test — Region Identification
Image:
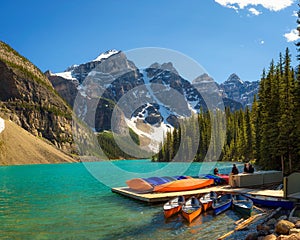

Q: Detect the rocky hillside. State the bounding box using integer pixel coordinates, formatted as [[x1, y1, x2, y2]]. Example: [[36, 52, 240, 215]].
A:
[[0, 117, 76, 165], [0, 41, 75, 153]]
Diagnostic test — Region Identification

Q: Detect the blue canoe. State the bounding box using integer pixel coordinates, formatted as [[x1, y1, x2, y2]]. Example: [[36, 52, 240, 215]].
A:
[[244, 194, 294, 210], [212, 193, 232, 215]]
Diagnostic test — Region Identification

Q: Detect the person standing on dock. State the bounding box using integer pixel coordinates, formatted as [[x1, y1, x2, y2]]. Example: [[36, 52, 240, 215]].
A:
[[231, 164, 239, 175]]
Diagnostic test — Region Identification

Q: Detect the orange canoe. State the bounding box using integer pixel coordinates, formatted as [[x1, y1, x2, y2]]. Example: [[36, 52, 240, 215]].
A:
[[199, 192, 217, 211], [154, 178, 214, 193], [182, 197, 202, 223]]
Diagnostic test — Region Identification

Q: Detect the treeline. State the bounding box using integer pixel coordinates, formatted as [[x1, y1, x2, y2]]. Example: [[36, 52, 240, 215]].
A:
[[97, 129, 150, 159], [153, 48, 300, 173]]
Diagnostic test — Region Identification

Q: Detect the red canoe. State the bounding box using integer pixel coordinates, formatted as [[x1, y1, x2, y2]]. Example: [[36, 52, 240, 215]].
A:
[[154, 178, 214, 193], [218, 174, 229, 184]]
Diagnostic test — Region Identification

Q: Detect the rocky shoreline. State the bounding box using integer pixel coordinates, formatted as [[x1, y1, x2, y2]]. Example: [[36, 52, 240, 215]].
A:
[[223, 208, 300, 240]]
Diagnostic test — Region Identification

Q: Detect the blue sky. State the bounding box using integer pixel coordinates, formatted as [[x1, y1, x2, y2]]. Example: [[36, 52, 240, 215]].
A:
[[0, 0, 299, 83]]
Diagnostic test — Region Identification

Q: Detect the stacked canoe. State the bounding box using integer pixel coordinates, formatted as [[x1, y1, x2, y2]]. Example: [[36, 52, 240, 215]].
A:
[[126, 176, 214, 193], [200, 174, 229, 185]]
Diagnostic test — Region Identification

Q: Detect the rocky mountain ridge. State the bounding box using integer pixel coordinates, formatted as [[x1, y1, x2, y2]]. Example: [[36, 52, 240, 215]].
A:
[[220, 73, 259, 107], [0, 42, 260, 159], [0, 41, 76, 154], [193, 73, 259, 108], [47, 50, 259, 151]]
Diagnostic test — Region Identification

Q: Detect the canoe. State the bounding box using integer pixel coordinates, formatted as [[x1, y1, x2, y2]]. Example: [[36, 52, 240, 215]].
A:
[[218, 174, 229, 184], [200, 192, 218, 211], [163, 196, 185, 218], [182, 196, 202, 223], [232, 194, 253, 217], [126, 176, 189, 193], [244, 194, 294, 210], [154, 178, 214, 193], [200, 174, 228, 185], [125, 178, 154, 192], [212, 193, 232, 215]]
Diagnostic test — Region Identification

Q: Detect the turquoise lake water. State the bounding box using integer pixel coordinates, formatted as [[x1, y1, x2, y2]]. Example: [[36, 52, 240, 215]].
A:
[[0, 160, 245, 239]]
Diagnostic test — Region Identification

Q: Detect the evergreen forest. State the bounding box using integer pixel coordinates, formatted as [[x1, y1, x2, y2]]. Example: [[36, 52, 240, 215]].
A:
[[154, 46, 300, 174]]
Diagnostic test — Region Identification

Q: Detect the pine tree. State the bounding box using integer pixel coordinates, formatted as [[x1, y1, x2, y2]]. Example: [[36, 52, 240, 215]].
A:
[[278, 48, 296, 173], [244, 106, 253, 161]]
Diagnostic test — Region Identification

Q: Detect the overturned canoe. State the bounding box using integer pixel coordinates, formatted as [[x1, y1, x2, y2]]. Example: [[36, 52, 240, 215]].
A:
[[218, 174, 229, 184], [126, 176, 189, 193], [163, 196, 185, 218], [154, 178, 214, 193], [200, 174, 228, 185]]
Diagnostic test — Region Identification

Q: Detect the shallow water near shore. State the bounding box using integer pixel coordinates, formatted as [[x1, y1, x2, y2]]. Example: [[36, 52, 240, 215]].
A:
[[0, 160, 248, 239]]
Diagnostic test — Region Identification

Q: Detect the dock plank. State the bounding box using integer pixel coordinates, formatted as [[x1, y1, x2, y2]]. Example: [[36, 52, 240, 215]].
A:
[[111, 186, 284, 203]]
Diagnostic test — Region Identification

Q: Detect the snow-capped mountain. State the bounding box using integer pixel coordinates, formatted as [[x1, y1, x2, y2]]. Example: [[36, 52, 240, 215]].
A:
[[46, 50, 257, 151], [220, 73, 259, 107]]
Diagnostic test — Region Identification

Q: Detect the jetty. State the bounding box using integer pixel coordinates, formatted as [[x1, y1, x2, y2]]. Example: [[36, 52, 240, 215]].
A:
[[112, 170, 300, 203], [111, 186, 284, 203]]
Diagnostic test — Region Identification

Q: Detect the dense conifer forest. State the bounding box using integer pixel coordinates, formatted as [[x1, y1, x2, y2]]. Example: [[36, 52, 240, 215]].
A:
[[153, 47, 300, 173]]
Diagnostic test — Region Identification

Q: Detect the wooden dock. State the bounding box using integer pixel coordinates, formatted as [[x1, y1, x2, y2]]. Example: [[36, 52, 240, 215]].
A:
[[111, 185, 284, 203]]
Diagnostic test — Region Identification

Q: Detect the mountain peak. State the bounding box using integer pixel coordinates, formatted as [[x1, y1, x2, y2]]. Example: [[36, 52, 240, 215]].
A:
[[192, 73, 214, 83], [92, 49, 120, 62], [148, 62, 178, 75], [226, 73, 244, 85]]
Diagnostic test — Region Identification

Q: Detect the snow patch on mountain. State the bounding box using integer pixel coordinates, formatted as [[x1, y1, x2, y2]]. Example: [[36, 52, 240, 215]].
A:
[[92, 49, 120, 62], [125, 116, 171, 152], [51, 71, 77, 81]]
